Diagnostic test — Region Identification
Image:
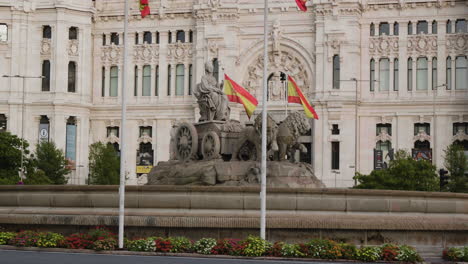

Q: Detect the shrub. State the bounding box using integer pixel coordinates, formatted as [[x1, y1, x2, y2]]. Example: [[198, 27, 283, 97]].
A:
[[169, 237, 192, 253], [10, 231, 40, 247], [211, 239, 243, 255], [380, 243, 399, 261], [396, 245, 422, 263], [63, 233, 93, 249], [87, 226, 115, 241], [242, 235, 268, 257], [125, 238, 155, 252], [193, 238, 217, 255], [306, 239, 342, 259], [36, 232, 64, 248], [0, 232, 16, 245], [155, 238, 173, 252], [265, 241, 284, 257], [92, 238, 117, 251], [339, 243, 357, 259], [356, 246, 381, 262], [281, 243, 304, 257]]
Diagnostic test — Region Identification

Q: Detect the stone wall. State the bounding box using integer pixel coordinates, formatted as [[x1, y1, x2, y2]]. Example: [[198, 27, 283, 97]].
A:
[[0, 186, 467, 251]]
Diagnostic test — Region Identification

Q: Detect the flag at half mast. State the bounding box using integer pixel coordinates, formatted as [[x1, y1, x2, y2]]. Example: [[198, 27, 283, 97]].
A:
[[224, 74, 258, 119], [287, 75, 319, 119], [140, 0, 150, 18]]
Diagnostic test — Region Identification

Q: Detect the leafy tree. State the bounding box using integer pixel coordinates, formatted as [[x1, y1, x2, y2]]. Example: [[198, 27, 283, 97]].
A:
[[88, 142, 120, 185], [443, 143, 468, 193], [353, 150, 439, 191], [24, 170, 53, 185], [0, 132, 30, 185], [32, 141, 70, 184]]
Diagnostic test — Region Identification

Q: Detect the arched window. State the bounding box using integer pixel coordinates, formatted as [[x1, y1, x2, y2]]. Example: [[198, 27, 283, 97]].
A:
[[189, 64, 193, 95], [189, 30, 193, 43], [370, 59, 375, 91], [39, 116, 50, 142], [101, 67, 105, 97], [65, 117, 77, 163], [416, 20, 428, 34], [110, 66, 118, 97], [168, 31, 172, 43], [407, 58, 413, 91], [102, 34, 106, 46], [393, 22, 399, 36], [332, 55, 340, 89], [43, 25, 51, 39], [134, 66, 138, 96], [446, 20, 452, 34], [212, 58, 219, 82], [455, 19, 467, 33], [167, 65, 171, 95], [379, 22, 389, 35], [446, 56, 452, 90], [68, 27, 78, 40], [408, 21, 413, 35], [155, 65, 159, 96], [143, 31, 152, 44], [142, 65, 151, 96], [42, 60, 51, 92], [135, 32, 139, 44], [175, 64, 185, 96], [432, 21, 437, 34], [393, 58, 399, 91], [176, 30, 185, 42], [416, 57, 428, 90], [455, 56, 467, 90], [68, 61, 76, 93], [156, 31, 160, 44], [379, 58, 390, 91], [376, 140, 392, 169], [432, 57, 437, 90], [370, 23, 375, 36]]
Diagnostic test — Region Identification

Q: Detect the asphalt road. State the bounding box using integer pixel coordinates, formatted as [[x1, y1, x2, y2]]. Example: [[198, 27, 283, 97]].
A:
[[0, 250, 372, 264]]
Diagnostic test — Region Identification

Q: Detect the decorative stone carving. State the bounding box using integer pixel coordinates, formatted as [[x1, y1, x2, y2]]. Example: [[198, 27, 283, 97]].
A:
[[453, 128, 468, 142], [268, 72, 285, 101], [326, 33, 344, 62], [369, 36, 399, 57], [271, 20, 282, 54], [106, 132, 120, 144], [68, 40, 79, 57], [41, 39, 51, 56], [208, 0, 220, 9], [446, 34, 468, 55], [193, 61, 230, 122], [133, 44, 159, 64], [413, 128, 431, 142], [376, 127, 392, 143], [167, 42, 193, 62], [138, 132, 152, 144], [101, 44, 123, 65], [207, 40, 219, 58], [407, 35, 438, 57], [276, 111, 311, 162], [12, 0, 36, 13]]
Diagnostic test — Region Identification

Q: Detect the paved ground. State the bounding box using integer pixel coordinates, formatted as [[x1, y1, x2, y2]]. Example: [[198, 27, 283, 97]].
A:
[[0, 250, 374, 264]]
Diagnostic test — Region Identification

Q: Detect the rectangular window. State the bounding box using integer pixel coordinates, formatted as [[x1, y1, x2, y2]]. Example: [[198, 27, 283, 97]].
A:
[[69, 27, 78, 40], [68, 61, 76, 93], [417, 21, 428, 34], [331, 142, 340, 170], [393, 22, 399, 36], [432, 58, 437, 90], [331, 124, 340, 135], [43, 25, 51, 39], [167, 65, 171, 96], [139, 126, 152, 137], [408, 58, 413, 91], [101, 67, 105, 97], [142, 65, 151, 96], [110, 66, 118, 97], [370, 59, 375, 91], [134, 66, 138, 96], [332, 55, 340, 89], [65, 117, 77, 162], [376, 123, 392, 136], [453, 122, 468, 136], [455, 19, 467, 33], [414, 123, 430, 135], [107, 126, 120, 138], [155, 65, 159, 96], [379, 58, 390, 91], [175, 64, 185, 96], [111, 33, 119, 45], [446, 57, 452, 90], [42, 60, 51, 92], [379, 22, 390, 35], [455, 56, 467, 90], [188, 64, 193, 95], [143, 31, 152, 44], [0, 24, 7, 41], [416, 57, 428, 90], [394, 59, 399, 91]]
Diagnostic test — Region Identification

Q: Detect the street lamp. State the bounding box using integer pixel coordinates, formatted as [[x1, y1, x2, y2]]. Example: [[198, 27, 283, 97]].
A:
[[2, 74, 44, 182], [433, 84, 447, 166]]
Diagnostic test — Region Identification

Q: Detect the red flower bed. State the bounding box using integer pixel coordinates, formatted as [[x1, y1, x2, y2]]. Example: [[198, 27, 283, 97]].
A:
[[155, 238, 173, 252], [62, 233, 93, 249]]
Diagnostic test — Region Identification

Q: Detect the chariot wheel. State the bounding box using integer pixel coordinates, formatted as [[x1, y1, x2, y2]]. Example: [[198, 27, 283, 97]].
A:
[[201, 131, 221, 160], [175, 123, 198, 161]]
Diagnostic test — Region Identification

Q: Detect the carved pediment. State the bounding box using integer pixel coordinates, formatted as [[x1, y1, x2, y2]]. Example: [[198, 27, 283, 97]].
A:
[[413, 130, 431, 142], [106, 133, 120, 144], [453, 129, 468, 142], [376, 130, 392, 143], [138, 133, 153, 144]]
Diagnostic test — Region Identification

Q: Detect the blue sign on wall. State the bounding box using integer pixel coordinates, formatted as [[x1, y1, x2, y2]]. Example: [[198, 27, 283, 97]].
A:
[[66, 124, 77, 161]]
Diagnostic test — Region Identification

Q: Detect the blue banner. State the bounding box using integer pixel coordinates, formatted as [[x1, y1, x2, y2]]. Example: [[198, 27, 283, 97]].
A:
[[66, 124, 77, 161]]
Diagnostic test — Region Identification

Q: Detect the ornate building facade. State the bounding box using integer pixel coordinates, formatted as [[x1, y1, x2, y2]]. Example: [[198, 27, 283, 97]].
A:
[[0, 0, 467, 186]]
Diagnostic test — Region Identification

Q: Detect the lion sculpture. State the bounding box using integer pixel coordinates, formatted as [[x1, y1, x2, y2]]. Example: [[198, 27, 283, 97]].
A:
[[276, 111, 311, 162], [231, 114, 279, 161]]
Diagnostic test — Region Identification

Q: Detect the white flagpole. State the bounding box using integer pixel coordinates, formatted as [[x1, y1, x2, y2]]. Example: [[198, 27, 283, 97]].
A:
[[260, 0, 269, 240], [118, 0, 129, 249]]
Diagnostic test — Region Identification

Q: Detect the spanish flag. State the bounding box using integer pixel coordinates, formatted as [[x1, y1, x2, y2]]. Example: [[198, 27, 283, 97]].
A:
[[295, 0, 307, 11], [287, 75, 319, 119], [224, 74, 258, 119], [140, 0, 150, 18]]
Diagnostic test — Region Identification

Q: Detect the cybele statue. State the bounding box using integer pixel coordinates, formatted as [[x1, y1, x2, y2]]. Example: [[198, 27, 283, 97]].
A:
[[147, 62, 324, 188]]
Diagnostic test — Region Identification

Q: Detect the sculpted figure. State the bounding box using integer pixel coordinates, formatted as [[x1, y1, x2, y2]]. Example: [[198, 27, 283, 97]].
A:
[[231, 114, 279, 161], [275, 111, 311, 162], [194, 62, 230, 122]]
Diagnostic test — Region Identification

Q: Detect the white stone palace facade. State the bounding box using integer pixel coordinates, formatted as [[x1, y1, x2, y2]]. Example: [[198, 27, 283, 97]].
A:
[[0, 0, 467, 186]]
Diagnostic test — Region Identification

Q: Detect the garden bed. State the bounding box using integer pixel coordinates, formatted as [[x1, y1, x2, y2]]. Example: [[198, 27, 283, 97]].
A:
[[0, 226, 431, 263]]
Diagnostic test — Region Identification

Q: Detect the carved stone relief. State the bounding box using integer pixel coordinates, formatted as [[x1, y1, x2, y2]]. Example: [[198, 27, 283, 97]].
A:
[[106, 133, 120, 144], [68, 40, 79, 57], [407, 35, 437, 57], [369, 36, 399, 57], [413, 129, 431, 142], [326, 33, 344, 62], [376, 127, 392, 143], [167, 42, 193, 63], [133, 44, 159, 64], [138, 133, 153, 144], [446, 34, 468, 55], [101, 45, 123, 65], [41, 39, 51, 56]]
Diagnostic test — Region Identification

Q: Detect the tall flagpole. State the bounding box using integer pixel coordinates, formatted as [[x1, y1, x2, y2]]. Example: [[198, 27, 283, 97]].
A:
[[260, 0, 269, 240], [118, 0, 129, 249]]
